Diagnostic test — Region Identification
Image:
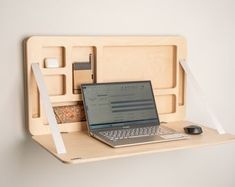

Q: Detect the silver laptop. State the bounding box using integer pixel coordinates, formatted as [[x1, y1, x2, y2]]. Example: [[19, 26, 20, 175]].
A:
[[81, 81, 188, 148]]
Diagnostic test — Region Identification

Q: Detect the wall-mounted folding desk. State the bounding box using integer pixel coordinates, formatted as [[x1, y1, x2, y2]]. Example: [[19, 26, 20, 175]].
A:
[[25, 36, 235, 164]]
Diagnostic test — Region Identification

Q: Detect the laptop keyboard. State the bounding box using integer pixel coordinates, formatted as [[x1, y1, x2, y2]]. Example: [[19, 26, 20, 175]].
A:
[[99, 126, 177, 141]]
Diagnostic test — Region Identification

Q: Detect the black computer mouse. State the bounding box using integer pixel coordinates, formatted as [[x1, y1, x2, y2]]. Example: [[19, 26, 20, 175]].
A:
[[184, 125, 203, 135]]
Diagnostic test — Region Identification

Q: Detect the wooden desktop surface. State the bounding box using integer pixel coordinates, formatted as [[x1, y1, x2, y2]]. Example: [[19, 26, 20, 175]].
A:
[[32, 121, 235, 164]]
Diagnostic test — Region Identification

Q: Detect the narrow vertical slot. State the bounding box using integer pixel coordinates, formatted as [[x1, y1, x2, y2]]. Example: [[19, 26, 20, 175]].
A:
[[178, 65, 185, 106], [32, 87, 40, 118]]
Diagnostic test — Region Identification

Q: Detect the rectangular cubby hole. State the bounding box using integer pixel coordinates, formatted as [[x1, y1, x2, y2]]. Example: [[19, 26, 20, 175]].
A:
[[72, 46, 96, 94], [178, 65, 185, 106], [155, 95, 176, 114], [102, 45, 177, 89], [42, 46, 66, 68], [52, 101, 86, 124], [41, 101, 86, 125], [44, 75, 66, 96]]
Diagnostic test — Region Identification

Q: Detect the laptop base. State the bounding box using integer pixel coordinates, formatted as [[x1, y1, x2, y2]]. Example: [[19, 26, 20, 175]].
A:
[[91, 125, 189, 148]]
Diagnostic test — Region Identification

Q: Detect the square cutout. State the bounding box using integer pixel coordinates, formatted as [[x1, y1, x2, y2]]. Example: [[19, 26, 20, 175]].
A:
[[42, 46, 65, 68], [155, 95, 176, 114], [44, 75, 66, 96]]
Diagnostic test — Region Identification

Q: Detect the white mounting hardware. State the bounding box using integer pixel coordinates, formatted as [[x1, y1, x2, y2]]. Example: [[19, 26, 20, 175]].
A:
[[180, 60, 226, 134], [32, 63, 67, 154]]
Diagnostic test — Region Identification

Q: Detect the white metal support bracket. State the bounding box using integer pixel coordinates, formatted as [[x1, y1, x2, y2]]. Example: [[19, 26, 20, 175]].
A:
[[180, 60, 226, 134], [32, 63, 67, 154]]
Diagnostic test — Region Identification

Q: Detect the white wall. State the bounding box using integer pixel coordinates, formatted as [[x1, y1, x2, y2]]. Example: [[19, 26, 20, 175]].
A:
[[1, 0, 235, 186]]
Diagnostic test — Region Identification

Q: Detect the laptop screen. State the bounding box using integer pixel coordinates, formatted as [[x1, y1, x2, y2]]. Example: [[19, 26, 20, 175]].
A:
[[81, 81, 160, 130]]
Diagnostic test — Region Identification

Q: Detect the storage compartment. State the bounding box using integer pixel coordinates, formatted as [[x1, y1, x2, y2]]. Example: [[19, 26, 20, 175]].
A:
[[101, 46, 177, 89], [72, 46, 96, 62], [72, 46, 96, 94], [39, 101, 86, 126], [53, 101, 86, 124], [44, 75, 66, 96], [42, 46, 65, 68]]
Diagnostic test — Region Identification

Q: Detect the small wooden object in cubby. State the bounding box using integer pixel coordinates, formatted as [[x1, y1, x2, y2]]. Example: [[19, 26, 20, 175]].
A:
[[25, 36, 235, 164]]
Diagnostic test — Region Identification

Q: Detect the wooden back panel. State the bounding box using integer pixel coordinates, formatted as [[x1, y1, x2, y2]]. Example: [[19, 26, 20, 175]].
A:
[[25, 36, 187, 135]]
